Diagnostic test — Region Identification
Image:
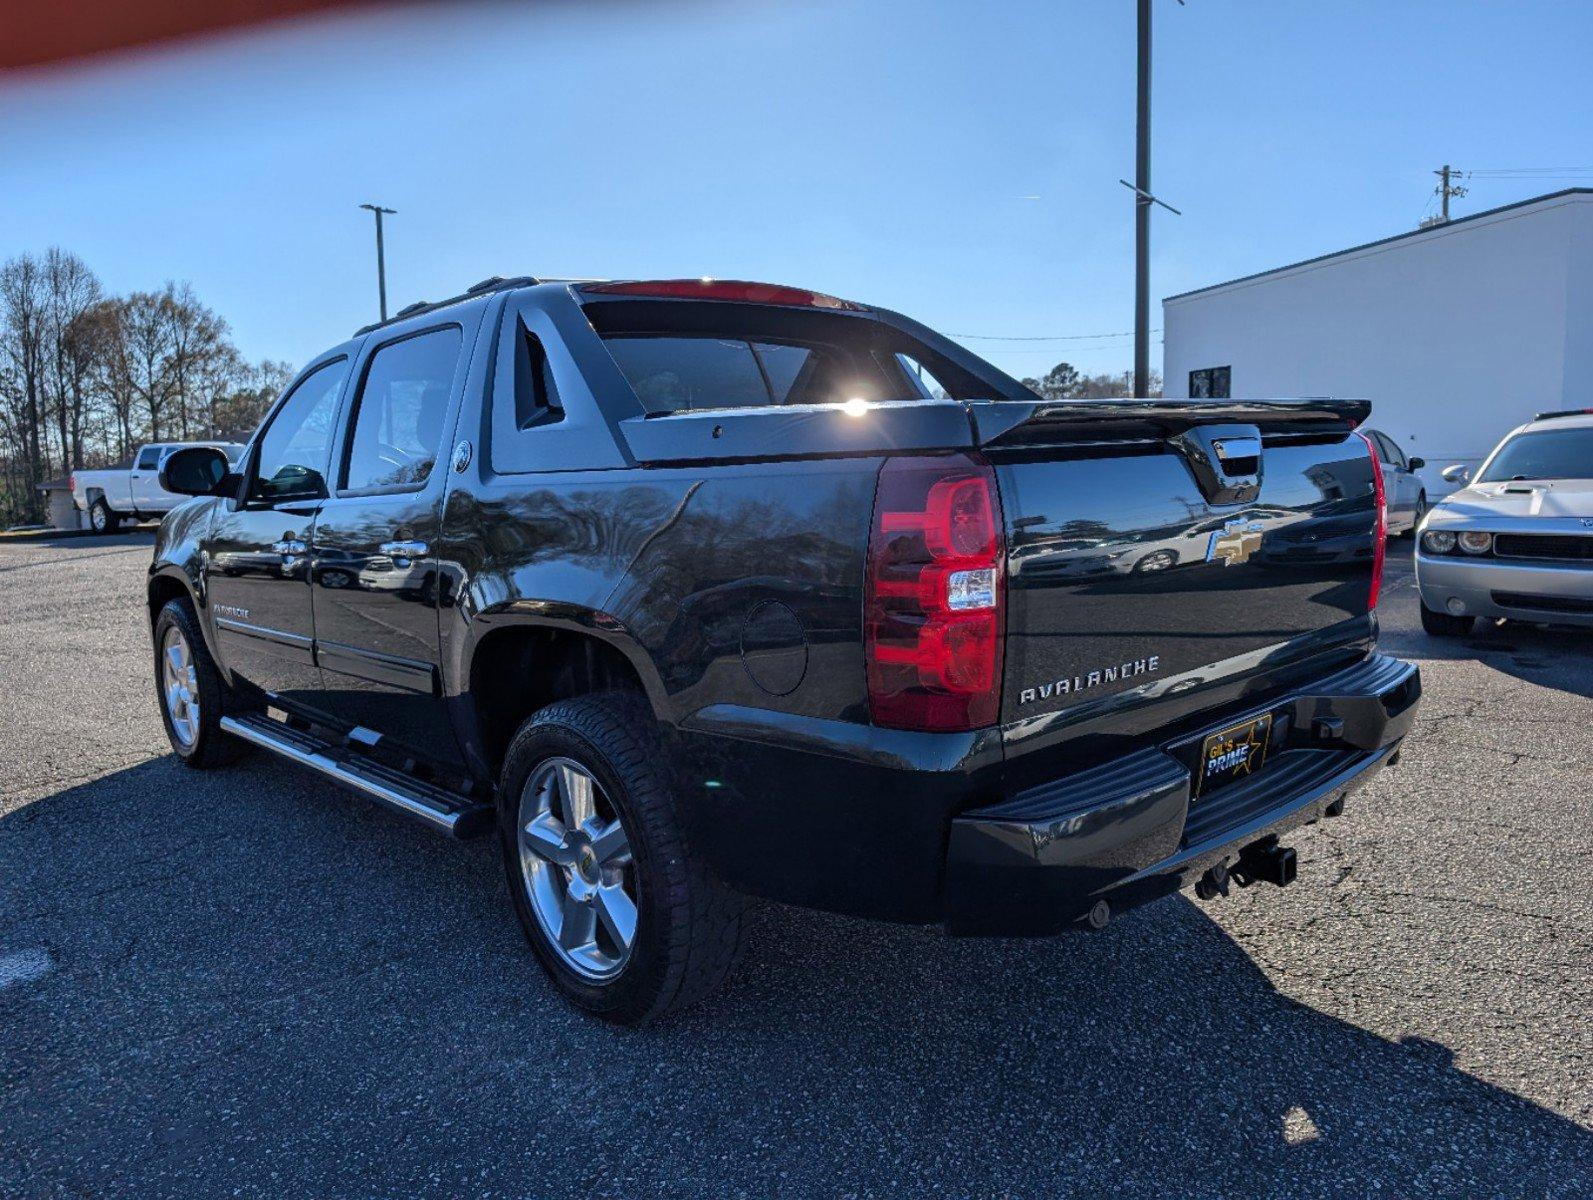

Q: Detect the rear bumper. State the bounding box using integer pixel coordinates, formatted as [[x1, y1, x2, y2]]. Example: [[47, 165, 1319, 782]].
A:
[[1416, 552, 1593, 627], [944, 654, 1421, 935]]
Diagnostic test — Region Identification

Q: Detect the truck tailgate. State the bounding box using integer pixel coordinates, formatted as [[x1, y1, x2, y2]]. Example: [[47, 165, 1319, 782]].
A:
[[984, 401, 1378, 726]]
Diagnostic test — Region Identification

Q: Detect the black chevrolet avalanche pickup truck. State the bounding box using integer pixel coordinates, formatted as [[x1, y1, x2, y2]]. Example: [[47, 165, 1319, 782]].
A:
[[150, 276, 1421, 1024]]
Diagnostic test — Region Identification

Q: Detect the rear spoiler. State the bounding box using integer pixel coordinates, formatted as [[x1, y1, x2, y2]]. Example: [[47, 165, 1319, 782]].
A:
[[968, 397, 1370, 448], [619, 397, 1370, 466]]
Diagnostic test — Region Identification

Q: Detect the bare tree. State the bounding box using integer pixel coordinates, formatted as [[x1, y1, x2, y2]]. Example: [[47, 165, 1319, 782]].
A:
[[191, 342, 246, 439], [42, 248, 103, 470], [212, 357, 293, 440], [0, 253, 51, 521], [120, 288, 181, 442], [0, 251, 290, 521], [164, 282, 230, 440], [82, 299, 138, 462]]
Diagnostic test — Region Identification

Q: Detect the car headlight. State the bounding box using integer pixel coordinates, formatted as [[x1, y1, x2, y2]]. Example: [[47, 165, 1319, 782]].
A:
[[1458, 531, 1494, 555], [1421, 529, 1457, 554]]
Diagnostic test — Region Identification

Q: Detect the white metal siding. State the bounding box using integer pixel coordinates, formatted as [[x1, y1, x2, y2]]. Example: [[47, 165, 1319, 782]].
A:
[[1164, 193, 1591, 497]]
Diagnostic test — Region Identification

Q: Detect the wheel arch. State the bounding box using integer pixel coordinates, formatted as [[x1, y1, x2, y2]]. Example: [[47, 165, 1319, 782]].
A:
[[460, 616, 665, 783], [146, 564, 227, 669], [147, 567, 196, 627]]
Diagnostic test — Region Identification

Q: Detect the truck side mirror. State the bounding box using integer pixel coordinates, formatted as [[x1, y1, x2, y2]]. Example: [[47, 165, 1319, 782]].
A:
[[1440, 463, 1470, 485], [1407, 456, 1425, 470], [160, 446, 234, 496]]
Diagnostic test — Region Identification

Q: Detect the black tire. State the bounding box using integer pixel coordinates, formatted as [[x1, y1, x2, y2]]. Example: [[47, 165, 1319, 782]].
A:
[[152, 597, 249, 768], [1404, 493, 1427, 539], [497, 692, 746, 1025], [1420, 601, 1474, 638], [89, 498, 120, 534]]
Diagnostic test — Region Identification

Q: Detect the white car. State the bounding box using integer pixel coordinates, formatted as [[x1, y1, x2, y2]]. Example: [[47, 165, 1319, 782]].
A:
[[70, 441, 246, 533], [1415, 410, 1593, 635]]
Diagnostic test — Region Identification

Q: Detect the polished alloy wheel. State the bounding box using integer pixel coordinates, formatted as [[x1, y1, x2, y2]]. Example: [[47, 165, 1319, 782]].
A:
[[161, 625, 200, 747], [90, 504, 108, 532], [517, 757, 638, 980]]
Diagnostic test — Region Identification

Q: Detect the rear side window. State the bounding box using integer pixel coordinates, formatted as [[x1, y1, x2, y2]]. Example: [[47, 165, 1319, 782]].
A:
[[515, 330, 563, 429], [585, 299, 988, 413], [342, 327, 462, 492], [1372, 432, 1405, 468], [251, 360, 346, 501], [896, 353, 953, 401], [603, 338, 769, 410]]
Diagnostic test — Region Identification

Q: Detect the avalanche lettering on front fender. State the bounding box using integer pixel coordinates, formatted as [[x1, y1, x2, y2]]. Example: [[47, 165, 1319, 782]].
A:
[[1019, 655, 1161, 706]]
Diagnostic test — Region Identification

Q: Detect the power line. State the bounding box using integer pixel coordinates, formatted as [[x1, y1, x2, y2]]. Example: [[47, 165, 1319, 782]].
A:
[[951, 328, 1162, 342], [1463, 166, 1593, 177], [994, 342, 1163, 356]]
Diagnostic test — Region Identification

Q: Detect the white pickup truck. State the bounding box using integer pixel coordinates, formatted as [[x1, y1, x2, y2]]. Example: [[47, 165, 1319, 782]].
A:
[[70, 441, 246, 532]]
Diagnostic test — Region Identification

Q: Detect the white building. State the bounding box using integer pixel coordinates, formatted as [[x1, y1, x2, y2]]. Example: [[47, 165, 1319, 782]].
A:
[[1163, 188, 1592, 496]]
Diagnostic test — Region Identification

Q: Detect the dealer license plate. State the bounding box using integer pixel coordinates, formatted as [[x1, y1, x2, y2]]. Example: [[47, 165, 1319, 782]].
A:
[[1194, 714, 1273, 799]]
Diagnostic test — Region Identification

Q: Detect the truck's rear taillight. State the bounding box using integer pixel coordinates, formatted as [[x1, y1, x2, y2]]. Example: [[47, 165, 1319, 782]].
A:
[[1359, 432, 1387, 610], [865, 454, 1005, 732]]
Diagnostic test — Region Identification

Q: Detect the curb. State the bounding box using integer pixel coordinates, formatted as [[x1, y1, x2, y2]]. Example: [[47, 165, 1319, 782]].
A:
[[0, 525, 153, 544]]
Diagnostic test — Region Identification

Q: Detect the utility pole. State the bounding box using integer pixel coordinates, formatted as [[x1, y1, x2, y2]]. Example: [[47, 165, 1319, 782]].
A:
[[1434, 165, 1466, 224], [1134, 0, 1152, 398], [1123, 0, 1180, 396], [359, 203, 397, 321]]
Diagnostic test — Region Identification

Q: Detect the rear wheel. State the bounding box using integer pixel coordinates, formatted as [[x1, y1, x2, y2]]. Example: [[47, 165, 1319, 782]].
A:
[[153, 598, 248, 767], [89, 499, 120, 533], [1420, 600, 1474, 638], [498, 692, 746, 1025]]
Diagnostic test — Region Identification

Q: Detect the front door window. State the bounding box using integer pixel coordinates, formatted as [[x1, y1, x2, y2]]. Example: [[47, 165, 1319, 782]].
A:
[[251, 360, 345, 502]]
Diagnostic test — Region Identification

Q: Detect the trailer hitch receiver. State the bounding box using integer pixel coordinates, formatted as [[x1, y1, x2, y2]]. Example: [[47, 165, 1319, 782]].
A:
[[1231, 837, 1297, 889]]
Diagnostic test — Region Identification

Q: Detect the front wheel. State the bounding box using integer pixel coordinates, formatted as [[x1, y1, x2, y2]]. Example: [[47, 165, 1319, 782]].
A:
[[153, 598, 248, 767], [1420, 600, 1474, 638], [498, 692, 746, 1025]]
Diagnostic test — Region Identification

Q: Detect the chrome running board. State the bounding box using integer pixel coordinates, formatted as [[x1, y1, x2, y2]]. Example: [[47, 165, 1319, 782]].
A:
[[219, 713, 493, 838]]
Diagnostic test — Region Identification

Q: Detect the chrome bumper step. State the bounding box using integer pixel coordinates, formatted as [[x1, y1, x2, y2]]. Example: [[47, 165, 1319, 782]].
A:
[[219, 713, 493, 838]]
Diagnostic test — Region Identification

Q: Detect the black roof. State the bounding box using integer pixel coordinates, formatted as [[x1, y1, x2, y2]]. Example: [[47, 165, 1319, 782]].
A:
[[1164, 188, 1592, 303]]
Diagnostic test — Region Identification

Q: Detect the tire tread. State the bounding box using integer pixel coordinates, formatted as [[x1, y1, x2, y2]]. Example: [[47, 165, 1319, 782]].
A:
[[501, 691, 745, 1024]]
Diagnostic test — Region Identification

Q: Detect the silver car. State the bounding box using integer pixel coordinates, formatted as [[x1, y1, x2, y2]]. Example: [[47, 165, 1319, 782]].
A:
[[1415, 409, 1593, 635]]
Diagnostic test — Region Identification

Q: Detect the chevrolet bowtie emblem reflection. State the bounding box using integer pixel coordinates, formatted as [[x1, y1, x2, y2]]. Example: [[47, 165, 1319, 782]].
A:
[[1207, 518, 1264, 567]]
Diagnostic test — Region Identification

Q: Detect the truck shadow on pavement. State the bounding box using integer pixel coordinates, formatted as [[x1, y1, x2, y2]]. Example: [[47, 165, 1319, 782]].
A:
[[1381, 617, 1593, 700], [2, 754, 1589, 1197]]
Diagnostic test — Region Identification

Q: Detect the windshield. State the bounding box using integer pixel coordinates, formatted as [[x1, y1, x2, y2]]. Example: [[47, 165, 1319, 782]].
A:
[[1478, 427, 1593, 482], [585, 300, 989, 413]]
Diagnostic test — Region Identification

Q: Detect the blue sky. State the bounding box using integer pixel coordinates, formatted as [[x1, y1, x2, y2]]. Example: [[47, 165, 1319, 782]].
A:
[[2, 0, 1589, 381]]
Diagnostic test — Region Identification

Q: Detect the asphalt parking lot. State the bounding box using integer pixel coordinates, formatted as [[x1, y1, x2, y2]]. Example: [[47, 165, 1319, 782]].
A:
[[1, 532, 1589, 1198]]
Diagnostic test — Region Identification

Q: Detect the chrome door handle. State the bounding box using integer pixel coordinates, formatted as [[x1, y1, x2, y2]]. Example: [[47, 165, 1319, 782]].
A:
[[378, 540, 428, 566]]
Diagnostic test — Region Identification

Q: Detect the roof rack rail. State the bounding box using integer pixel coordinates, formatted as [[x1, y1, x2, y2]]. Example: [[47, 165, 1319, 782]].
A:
[[1533, 408, 1593, 421], [353, 275, 541, 337]]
